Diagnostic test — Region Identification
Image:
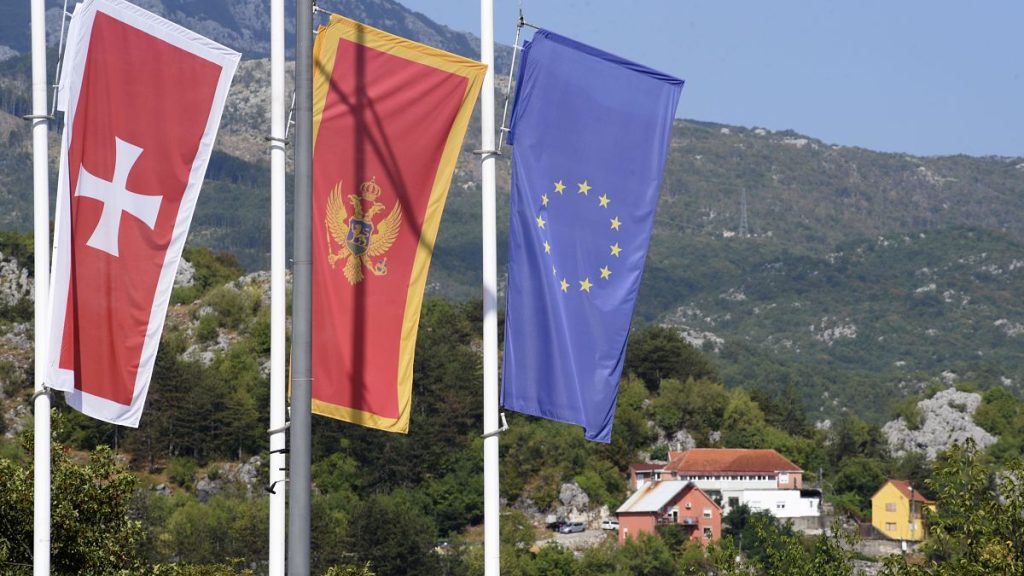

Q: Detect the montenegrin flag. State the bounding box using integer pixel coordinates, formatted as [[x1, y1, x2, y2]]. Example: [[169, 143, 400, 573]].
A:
[[311, 15, 485, 433], [46, 0, 239, 426]]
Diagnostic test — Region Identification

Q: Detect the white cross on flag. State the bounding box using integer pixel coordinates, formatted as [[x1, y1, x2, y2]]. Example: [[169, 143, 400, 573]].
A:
[[47, 0, 239, 426]]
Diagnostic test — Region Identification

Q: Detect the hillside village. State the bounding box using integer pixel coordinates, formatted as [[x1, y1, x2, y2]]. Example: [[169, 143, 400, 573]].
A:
[[4, 242, 1024, 574]]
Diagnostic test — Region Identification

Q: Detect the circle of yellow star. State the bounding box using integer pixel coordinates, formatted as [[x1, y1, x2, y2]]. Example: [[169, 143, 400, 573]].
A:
[[610, 217, 622, 230], [598, 194, 610, 208], [577, 180, 591, 195], [610, 243, 622, 257], [579, 278, 593, 292], [560, 278, 569, 292], [543, 241, 551, 254], [536, 215, 546, 229], [600, 266, 612, 279], [554, 180, 566, 194], [541, 193, 549, 207]]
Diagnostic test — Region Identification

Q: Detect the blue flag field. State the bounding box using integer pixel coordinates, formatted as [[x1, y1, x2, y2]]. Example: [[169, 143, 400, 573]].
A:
[[501, 30, 684, 442]]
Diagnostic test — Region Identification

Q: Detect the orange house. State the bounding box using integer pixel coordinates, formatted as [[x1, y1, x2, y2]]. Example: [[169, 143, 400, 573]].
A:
[[616, 481, 721, 545]]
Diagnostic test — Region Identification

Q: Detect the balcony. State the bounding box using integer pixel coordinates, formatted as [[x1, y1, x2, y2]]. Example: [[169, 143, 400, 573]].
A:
[[657, 516, 699, 526]]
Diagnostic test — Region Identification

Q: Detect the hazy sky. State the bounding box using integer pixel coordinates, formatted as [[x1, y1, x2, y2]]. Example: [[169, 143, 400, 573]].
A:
[[396, 1, 1023, 158]]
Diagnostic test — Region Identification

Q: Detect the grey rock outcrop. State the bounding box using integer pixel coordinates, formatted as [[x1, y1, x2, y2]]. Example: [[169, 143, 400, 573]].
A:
[[883, 388, 996, 460], [0, 251, 32, 307], [223, 455, 263, 497], [174, 259, 195, 287], [555, 482, 591, 522], [652, 427, 696, 453]]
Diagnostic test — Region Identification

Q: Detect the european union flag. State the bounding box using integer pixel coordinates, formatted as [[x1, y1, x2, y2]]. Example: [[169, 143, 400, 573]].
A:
[[501, 30, 683, 443]]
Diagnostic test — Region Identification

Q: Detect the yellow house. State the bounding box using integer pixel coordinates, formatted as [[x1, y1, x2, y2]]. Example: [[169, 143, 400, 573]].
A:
[[870, 479, 935, 542]]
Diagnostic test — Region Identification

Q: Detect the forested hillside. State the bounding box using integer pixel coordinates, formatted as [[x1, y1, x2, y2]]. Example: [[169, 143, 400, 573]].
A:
[[5, 241, 1024, 574]]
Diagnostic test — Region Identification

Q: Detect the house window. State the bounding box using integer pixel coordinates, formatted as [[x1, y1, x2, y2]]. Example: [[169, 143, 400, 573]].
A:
[[885, 503, 897, 512], [685, 502, 692, 510], [776, 501, 785, 509], [703, 527, 713, 539], [703, 508, 712, 518], [779, 472, 790, 484], [886, 522, 897, 532]]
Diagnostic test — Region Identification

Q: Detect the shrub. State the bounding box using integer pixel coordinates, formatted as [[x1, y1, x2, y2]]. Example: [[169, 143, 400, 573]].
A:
[[168, 457, 197, 490]]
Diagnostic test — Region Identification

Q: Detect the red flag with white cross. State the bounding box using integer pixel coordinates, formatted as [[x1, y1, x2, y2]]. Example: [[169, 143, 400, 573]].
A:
[[46, 0, 239, 426]]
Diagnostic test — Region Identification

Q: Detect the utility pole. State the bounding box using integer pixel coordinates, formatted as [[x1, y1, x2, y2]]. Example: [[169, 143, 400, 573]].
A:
[[739, 188, 749, 238]]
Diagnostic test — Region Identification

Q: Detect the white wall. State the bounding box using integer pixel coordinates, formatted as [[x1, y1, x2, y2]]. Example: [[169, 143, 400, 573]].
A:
[[742, 489, 820, 519]]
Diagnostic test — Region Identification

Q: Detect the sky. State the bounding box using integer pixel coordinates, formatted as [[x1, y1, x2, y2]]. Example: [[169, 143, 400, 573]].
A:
[[397, 1, 1023, 158]]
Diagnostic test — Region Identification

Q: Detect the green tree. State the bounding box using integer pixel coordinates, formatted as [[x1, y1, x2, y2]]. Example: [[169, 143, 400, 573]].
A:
[[751, 385, 811, 437], [721, 389, 767, 448], [531, 544, 580, 576], [617, 533, 678, 576], [831, 456, 888, 517], [625, 325, 717, 392], [347, 492, 440, 576], [747, 514, 856, 576], [882, 440, 1024, 576], [0, 418, 144, 574], [828, 415, 888, 465]]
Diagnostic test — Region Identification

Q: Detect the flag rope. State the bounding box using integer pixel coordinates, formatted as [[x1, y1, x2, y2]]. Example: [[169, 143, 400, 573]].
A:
[[495, 10, 538, 155], [49, 0, 71, 118]]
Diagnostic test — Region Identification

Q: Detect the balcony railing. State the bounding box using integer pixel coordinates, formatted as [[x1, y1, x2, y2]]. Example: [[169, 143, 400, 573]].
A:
[[657, 516, 699, 526]]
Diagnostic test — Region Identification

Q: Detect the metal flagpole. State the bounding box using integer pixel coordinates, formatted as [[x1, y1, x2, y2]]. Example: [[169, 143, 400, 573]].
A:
[[30, 0, 52, 573], [479, 0, 501, 574], [289, 0, 314, 572], [268, 0, 287, 573]]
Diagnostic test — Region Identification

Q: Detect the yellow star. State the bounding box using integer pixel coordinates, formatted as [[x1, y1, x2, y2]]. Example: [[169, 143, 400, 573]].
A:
[[600, 266, 612, 279], [598, 194, 610, 208], [554, 180, 566, 194], [543, 241, 551, 254], [610, 243, 622, 257], [541, 193, 549, 207], [610, 217, 622, 230], [560, 278, 569, 292], [577, 180, 591, 195], [536, 215, 546, 229], [579, 278, 593, 292]]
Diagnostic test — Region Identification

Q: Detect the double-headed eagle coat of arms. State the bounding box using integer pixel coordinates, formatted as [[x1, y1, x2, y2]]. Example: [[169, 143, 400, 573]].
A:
[[325, 178, 402, 284]]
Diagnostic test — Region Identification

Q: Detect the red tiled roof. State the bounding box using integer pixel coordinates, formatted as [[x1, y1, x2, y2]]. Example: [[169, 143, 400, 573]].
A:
[[665, 448, 802, 474], [887, 480, 934, 504], [629, 463, 664, 472]]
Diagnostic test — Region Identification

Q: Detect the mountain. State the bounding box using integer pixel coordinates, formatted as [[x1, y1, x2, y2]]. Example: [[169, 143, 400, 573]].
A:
[[0, 1, 1022, 422], [0, 0, 513, 66]]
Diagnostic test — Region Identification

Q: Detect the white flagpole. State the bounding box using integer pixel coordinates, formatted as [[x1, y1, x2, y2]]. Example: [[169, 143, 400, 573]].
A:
[[480, 0, 500, 574], [30, 0, 52, 573], [268, 0, 287, 574]]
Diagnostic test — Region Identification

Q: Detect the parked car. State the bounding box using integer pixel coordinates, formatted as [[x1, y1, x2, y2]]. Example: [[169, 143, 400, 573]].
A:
[[600, 518, 619, 530], [546, 519, 567, 532], [559, 521, 586, 534]]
